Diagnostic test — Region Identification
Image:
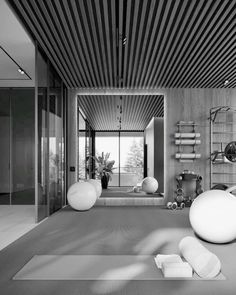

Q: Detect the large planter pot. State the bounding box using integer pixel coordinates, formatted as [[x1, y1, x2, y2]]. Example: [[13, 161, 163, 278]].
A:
[[101, 175, 109, 189]]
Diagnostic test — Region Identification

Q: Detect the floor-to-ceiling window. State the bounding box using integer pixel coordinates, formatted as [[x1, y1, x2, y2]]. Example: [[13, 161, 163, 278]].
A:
[[95, 131, 144, 186], [120, 132, 144, 186]]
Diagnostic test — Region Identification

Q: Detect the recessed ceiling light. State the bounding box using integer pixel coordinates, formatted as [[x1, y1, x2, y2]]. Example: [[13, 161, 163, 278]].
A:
[[18, 68, 25, 75], [224, 80, 229, 86]]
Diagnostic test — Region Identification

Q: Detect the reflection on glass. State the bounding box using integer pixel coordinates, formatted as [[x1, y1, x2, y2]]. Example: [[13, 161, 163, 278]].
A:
[[0, 90, 10, 204], [11, 89, 35, 204], [49, 68, 64, 215]]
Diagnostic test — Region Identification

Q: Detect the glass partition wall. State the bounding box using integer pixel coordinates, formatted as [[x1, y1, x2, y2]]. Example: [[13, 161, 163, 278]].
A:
[[36, 47, 66, 221], [0, 89, 35, 205]]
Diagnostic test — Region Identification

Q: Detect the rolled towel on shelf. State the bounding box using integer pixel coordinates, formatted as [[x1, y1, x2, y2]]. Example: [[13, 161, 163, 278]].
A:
[[175, 133, 200, 138], [175, 139, 201, 145], [179, 236, 221, 278], [175, 153, 201, 159]]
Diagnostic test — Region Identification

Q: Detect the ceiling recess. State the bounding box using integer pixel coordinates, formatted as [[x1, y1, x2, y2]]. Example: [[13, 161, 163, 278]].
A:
[[78, 95, 164, 131], [9, 0, 236, 88]]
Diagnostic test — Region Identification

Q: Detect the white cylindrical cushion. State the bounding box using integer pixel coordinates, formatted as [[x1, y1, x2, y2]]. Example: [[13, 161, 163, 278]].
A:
[[179, 236, 221, 278], [86, 179, 102, 199]]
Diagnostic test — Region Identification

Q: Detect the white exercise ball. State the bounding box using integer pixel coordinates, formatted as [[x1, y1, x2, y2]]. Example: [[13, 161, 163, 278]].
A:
[[86, 179, 102, 199], [142, 177, 158, 194], [189, 188, 236, 243], [67, 182, 97, 211]]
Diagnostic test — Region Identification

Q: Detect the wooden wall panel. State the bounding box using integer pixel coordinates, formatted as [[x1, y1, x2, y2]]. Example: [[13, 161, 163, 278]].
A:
[[165, 88, 236, 202]]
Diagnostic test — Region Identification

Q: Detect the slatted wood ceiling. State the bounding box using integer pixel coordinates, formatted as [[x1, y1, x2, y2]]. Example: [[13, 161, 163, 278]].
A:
[[9, 0, 236, 88], [78, 95, 164, 130]]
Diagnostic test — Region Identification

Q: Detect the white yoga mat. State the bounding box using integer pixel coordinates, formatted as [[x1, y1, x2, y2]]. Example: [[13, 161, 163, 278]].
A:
[[13, 255, 226, 281]]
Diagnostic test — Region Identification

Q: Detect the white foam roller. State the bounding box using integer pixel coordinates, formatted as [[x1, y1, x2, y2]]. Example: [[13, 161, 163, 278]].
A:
[[162, 262, 193, 278], [175, 153, 201, 159], [179, 236, 221, 278], [175, 133, 200, 138], [175, 139, 201, 145]]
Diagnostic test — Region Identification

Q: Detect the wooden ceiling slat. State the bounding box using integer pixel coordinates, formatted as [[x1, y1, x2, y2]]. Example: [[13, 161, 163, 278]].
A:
[[157, 0, 200, 86], [122, 0, 132, 87], [126, 0, 141, 87], [63, 0, 98, 87], [101, 0, 114, 86], [146, 0, 181, 87], [151, 0, 190, 87], [184, 29, 235, 87], [166, 0, 222, 86], [160, 0, 210, 86], [138, 1, 166, 86], [52, 0, 93, 87], [130, 0, 149, 87], [118, 0, 124, 88], [202, 50, 236, 88], [29, 0, 79, 87], [9, 0, 236, 88], [171, 0, 234, 87], [111, 0, 117, 88], [43, 0, 87, 87], [82, 0, 106, 86], [14, 0, 74, 87], [134, 0, 157, 87], [93, 0, 110, 87]]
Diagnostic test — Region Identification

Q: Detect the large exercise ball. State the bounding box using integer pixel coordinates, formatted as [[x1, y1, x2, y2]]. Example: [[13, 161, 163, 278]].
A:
[[189, 187, 236, 243], [142, 177, 158, 194], [67, 182, 97, 211], [86, 179, 102, 199]]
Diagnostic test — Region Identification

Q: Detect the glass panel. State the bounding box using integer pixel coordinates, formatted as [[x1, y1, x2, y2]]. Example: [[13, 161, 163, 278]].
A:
[[49, 67, 64, 215], [0, 90, 10, 204], [11, 89, 35, 204], [120, 132, 144, 186], [78, 130, 86, 181], [37, 49, 48, 221], [95, 132, 119, 186]]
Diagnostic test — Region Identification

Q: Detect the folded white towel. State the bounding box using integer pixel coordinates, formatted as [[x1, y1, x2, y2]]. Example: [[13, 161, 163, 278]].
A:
[[154, 254, 183, 269]]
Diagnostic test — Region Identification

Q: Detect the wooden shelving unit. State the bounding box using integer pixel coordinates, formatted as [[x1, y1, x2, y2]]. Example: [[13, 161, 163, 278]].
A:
[[209, 106, 236, 188]]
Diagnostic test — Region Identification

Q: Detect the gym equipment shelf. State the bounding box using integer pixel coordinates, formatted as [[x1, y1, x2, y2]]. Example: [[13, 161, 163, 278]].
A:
[[209, 106, 236, 189]]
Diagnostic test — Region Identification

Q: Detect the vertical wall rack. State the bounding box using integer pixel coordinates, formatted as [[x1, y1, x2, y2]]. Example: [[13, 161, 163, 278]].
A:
[[209, 106, 236, 189], [175, 121, 201, 162]]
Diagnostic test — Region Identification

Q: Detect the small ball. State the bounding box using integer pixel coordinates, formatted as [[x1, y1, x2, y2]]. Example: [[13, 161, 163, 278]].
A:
[[142, 177, 158, 194], [67, 182, 97, 211], [86, 179, 102, 199]]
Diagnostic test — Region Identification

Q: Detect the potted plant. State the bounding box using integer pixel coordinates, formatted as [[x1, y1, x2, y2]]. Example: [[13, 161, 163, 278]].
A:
[[93, 152, 115, 189]]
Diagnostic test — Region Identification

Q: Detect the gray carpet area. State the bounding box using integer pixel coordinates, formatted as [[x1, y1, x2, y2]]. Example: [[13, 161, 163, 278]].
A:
[[0, 206, 235, 295]]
